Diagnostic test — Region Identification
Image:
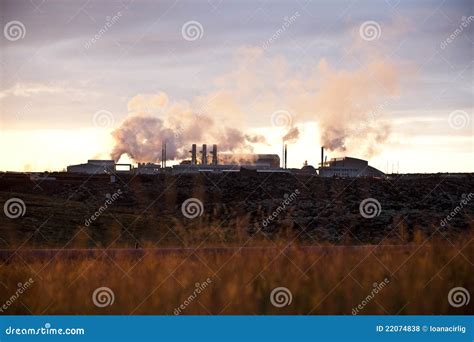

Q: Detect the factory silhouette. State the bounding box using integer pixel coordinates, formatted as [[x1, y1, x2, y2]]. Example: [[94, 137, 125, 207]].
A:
[[67, 144, 384, 178]]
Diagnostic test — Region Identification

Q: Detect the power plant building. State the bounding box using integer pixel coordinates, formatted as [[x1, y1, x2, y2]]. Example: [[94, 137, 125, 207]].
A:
[[66, 160, 116, 174], [319, 157, 384, 177], [318, 147, 384, 178], [65, 144, 384, 178], [173, 144, 280, 173]]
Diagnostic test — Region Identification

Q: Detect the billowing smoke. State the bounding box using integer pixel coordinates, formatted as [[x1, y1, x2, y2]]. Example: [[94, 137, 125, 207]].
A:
[[112, 41, 402, 163], [203, 46, 400, 158], [312, 59, 399, 155], [111, 116, 175, 162], [245, 134, 267, 144], [282, 126, 299, 143], [111, 93, 259, 163]]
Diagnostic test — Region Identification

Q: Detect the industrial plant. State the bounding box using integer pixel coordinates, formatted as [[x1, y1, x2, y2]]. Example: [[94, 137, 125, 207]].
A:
[[318, 147, 385, 178], [66, 144, 384, 178]]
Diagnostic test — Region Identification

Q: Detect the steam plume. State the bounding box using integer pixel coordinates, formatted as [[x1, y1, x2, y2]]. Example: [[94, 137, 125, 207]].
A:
[[112, 41, 402, 163], [111, 93, 258, 163], [282, 126, 299, 143], [312, 59, 398, 155]]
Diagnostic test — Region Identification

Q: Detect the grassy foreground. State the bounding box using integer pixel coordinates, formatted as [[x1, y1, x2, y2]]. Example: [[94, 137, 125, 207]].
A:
[[0, 231, 472, 315]]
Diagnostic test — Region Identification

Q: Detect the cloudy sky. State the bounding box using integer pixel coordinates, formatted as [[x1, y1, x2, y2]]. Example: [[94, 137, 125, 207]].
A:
[[0, 0, 472, 172]]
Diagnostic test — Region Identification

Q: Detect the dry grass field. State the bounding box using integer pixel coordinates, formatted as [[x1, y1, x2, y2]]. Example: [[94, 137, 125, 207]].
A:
[[1, 173, 472, 315], [1, 229, 472, 315]]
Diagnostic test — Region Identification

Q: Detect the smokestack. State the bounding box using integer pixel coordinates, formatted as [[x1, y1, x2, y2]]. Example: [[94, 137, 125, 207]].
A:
[[282, 141, 285, 168], [321, 146, 324, 168], [190, 144, 197, 165], [161, 142, 167, 168], [212, 144, 218, 166], [201, 144, 207, 165], [284, 144, 288, 169]]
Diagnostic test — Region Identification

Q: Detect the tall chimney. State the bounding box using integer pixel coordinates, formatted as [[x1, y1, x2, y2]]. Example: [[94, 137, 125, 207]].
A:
[[282, 141, 285, 168], [201, 144, 207, 165], [284, 144, 288, 169], [321, 146, 324, 168], [191, 144, 197, 165], [161, 143, 164, 168], [212, 144, 218, 166], [162, 142, 167, 168]]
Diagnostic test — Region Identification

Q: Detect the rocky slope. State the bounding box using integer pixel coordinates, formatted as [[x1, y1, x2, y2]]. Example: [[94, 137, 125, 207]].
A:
[[0, 172, 472, 247]]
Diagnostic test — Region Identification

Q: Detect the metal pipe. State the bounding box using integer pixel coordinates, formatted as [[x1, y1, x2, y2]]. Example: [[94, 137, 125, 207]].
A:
[[191, 144, 197, 165], [321, 146, 324, 168], [282, 142, 285, 168], [201, 144, 207, 165], [161, 144, 164, 168], [284, 144, 287, 169], [163, 142, 166, 168], [212, 144, 218, 165]]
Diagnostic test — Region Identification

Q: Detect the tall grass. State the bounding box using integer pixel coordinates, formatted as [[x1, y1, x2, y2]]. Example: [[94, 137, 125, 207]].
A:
[[0, 231, 472, 315]]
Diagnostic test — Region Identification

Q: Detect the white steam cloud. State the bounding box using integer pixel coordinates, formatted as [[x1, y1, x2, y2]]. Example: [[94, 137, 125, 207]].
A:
[[111, 92, 265, 162], [112, 39, 402, 163]]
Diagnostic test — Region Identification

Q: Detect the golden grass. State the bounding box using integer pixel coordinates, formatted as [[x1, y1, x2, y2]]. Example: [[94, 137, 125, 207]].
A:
[[0, 231, 472, 315]]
